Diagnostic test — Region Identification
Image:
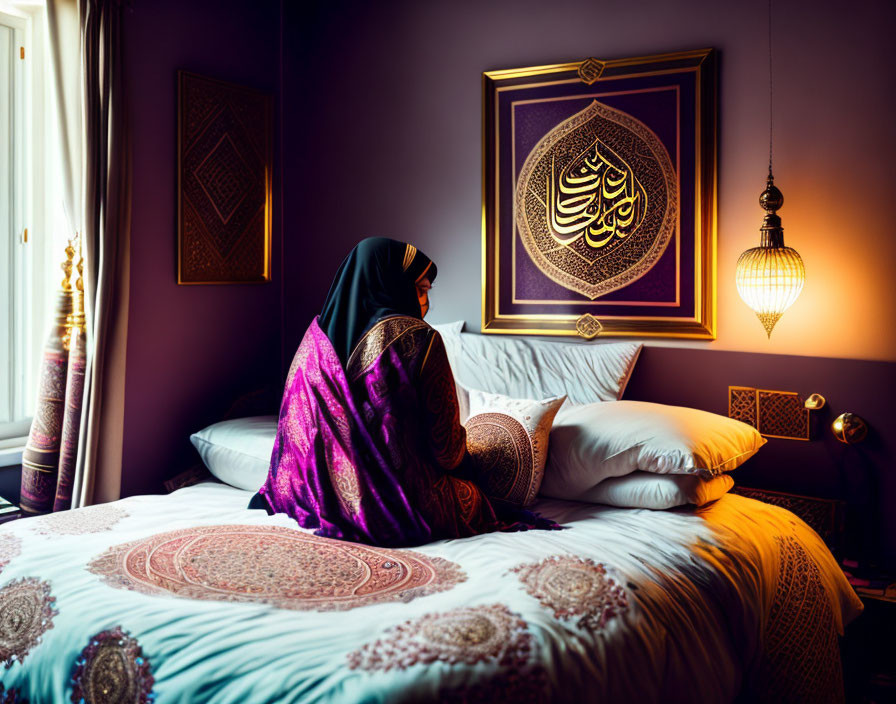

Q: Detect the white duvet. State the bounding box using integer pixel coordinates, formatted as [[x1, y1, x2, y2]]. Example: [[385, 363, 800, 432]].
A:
[[0, 482, 861, 703]]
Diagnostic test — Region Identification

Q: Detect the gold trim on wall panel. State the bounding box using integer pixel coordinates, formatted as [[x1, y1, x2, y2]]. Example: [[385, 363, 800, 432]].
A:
[[728, 385, 811, 441], [482, 48, 717, 339]]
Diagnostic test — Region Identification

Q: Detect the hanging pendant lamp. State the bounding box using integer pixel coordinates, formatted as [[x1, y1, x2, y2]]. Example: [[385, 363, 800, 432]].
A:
[[735, 174, 805, 337], [735, 0, 805, 338]]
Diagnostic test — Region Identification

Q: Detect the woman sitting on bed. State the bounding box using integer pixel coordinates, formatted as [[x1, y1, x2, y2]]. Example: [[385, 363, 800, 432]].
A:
[[250, 237, 546, 546]]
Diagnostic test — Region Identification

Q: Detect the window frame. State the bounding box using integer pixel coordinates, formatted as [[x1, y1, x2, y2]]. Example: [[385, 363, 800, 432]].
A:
[[0, 3, 54, 447]]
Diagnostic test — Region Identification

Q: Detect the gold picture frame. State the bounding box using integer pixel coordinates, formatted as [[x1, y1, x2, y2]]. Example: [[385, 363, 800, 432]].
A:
[[482, 49, 717, 338], [177, 71, 273, 285]]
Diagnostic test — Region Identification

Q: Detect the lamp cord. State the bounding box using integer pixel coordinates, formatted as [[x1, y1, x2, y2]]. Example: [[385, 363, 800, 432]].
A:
[[768, 0, 774, 178]]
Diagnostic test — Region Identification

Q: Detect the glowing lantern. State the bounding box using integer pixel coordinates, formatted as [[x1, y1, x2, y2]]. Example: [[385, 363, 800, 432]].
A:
[[735, 175, 805, 337]]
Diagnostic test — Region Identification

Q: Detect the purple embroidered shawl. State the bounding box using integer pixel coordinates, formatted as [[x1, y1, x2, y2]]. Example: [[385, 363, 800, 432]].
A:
[[255, 316, 498, 547]]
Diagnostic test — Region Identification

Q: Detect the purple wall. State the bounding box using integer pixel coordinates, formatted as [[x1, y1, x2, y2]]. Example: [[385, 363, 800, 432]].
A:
[[280, 0, 896, 362], [625, 348, 896, 568], [279, 0, 896, 568], [121, 0, 281, 497]]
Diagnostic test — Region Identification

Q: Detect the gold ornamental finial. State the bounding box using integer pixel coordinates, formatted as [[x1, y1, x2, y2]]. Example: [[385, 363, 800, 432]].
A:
[[72, 235, 85, 331], [61, 238, 76, 292], [63, 235, 86, 350]]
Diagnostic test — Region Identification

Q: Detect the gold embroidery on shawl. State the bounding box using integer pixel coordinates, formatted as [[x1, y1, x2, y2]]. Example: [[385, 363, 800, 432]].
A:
[[346, 316, 429, 382], [330, 454, 362, 516], [401, 244, 417, 272], [420, 334, 467, 470], [421, 334, 437, 372]]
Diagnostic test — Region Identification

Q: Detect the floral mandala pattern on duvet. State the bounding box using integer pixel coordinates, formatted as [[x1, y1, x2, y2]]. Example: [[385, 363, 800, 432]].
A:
[[0, 535, 22, 574], [0, 578, 57, 667], [87, 525, 465, 611], [347, 604, 532, 671], [30, 504, 128, 536], [71, 626, 154, 704], [511, 556, 628, 631]]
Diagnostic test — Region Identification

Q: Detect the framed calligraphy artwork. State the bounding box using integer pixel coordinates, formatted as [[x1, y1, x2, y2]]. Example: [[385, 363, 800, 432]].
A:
[[178, 71, 272, 284], [482, 49, 717, 338]]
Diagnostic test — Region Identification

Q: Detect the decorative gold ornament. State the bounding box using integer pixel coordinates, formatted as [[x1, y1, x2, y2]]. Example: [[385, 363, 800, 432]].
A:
[[575, 314, 602, 339], [727, 385, 820, 440], [63, 235, 87, 352], [803, 393, 826, 410], [58, 238, 77, 351], [60, 239, 75, 293], [831, 413, 867, 444], [577, 58, 606, 84]]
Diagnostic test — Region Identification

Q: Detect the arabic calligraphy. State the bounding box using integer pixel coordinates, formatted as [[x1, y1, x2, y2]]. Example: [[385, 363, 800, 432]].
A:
[[547, 139, 646, 249], [514, 99, 678, 300]]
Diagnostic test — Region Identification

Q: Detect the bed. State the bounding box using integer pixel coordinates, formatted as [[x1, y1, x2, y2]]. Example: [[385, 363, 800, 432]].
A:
[[0, 328, 863, 702]]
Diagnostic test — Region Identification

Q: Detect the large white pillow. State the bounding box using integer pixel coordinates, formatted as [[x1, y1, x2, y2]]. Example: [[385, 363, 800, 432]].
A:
[[430, 320, 465, 336], [541, 401, 765, 501], [436, 329, 641, 406], [465, 389, 565, 508], [579, 471, 735, 509], [190, 416, 276, 491], [430, 320, 465, 379]]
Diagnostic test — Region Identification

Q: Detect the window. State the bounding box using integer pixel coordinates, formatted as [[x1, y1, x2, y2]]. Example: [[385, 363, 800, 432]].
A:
[[1, 8, 29, 443], [0, 2, 66, 450]]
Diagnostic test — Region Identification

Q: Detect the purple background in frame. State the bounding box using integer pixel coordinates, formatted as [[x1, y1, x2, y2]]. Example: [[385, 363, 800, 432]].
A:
[[496, 70, 698, 317], [512, 92, 678, 304]]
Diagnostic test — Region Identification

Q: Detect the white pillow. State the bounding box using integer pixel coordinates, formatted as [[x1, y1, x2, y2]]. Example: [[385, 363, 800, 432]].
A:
[[579, 471, 735, 509], [465, 389, 565, 508], [190, 416, 276, 491], [430, 321, 465, 378], [541, 401, 765, 501], [439, 331, 641, 406], [430, 320, 465, 336]]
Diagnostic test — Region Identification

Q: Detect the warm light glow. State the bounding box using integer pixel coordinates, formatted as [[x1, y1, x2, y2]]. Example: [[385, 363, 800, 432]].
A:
[[735, 245, 805, 337]]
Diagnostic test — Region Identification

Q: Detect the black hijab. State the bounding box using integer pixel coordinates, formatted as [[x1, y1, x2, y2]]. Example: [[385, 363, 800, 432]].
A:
[[319, 237, 437, 365]]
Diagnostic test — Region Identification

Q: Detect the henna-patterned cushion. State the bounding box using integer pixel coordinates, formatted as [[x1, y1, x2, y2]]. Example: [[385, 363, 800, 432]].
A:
[[464, 389, 565, 508]]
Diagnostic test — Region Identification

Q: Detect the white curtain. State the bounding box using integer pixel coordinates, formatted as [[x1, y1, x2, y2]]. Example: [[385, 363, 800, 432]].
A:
[[46, 0, 130, 508]]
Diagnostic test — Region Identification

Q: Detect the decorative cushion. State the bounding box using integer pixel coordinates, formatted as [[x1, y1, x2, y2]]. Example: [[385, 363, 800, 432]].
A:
[[464, 389, 565, 508], [437, 329, 641, 406], [541, 401, 765, 501], [579, 471, 735, 509], [190, 416, 276, 491]]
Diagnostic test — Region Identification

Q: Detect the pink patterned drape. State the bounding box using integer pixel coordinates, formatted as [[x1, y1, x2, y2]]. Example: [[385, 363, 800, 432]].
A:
[[19, 304, 69, 513], [20, 242, 87, 515], [54, 272, 87, 512]]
